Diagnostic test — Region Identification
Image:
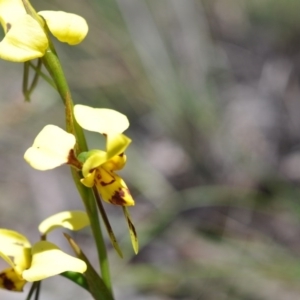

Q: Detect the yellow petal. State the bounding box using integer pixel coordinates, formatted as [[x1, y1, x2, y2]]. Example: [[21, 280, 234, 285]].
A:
[[106, 133, 131, 159], [0, 0, 26, 32], [22, 241, 87, 282], [95, 168, 134, 206], [102, 154, 127, 171], [0, 15, 48, 62], [0, 268, 26, 291], [38, 11, 88, 45], [24, 125, 76, 171], [0, 229, 31, 252], [0, 230, 31, 275], [80, 170, 96, 188], [39, 211, 90, 235], [74, 105, 129, 134], [81, 150, 107, 177]]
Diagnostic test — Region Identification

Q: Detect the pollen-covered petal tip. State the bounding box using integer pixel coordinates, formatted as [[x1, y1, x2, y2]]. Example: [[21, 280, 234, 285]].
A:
[[38, 11, 88, 45], [0, 15, 48, 62], [74, 104, 129, 134], [24, 125, 76, 171], [38, 211, 90, 235], [22, 241, 87, 282]]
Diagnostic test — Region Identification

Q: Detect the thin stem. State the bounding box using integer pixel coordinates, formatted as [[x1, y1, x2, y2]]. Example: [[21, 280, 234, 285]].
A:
[[34, 281, 41, 300], [25, 282, 38, 300], [23, 59, 44, 102], [41, 38, 113, 295], [23, 62, 30, 101], [91, 187, 113, 292], [28, 59, 42, 94], [71, 166, 113, 296], [28, 61, 56, 90]]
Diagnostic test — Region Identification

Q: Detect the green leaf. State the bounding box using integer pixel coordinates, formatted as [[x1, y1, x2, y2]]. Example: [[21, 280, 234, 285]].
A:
[[64, 233, 114, 300]]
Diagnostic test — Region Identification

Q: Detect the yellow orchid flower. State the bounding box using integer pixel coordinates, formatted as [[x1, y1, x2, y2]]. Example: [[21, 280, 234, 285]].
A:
[[0, 0, 88, 62], [24, 105, 135, 206], [0, 229, 87, 291]]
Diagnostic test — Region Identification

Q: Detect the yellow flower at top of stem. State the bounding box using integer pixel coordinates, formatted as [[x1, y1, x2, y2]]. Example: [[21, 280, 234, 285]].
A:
[[0, 0, 88, 62]]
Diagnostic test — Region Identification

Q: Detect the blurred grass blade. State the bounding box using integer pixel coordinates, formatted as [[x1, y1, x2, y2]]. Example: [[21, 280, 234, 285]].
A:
[[64, 233, 114, 300], [122, 207, 139, 254]]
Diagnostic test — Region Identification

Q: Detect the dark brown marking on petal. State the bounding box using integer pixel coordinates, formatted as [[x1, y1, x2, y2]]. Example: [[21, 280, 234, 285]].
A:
[[102, 133, 107, 137], [6, 23, 11, 32], [119, 153, 124, 157], [0, 273, 15, 291], [100, 179, 115, 186], [110, 189, 127, 205]]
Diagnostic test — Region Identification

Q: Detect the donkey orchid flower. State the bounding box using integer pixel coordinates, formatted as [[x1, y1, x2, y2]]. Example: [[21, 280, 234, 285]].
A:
[[0, 229, 86, 291], [24, 105, 135, 206]]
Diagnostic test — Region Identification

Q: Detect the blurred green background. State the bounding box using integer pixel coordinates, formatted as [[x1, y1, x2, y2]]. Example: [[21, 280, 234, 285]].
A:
[[2, 0, 300, 299]]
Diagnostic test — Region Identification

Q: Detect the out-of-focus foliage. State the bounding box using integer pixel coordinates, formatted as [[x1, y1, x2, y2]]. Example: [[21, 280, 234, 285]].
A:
[[1, 0, 300, 299]]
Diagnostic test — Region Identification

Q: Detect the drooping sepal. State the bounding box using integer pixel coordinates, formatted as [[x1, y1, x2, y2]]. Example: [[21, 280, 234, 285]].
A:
[[122, 207, 139, 254]]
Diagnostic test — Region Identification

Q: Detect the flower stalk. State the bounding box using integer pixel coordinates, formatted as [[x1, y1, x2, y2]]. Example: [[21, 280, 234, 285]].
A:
[[0, 0, 139, 298], [42, 44, 113, 296]]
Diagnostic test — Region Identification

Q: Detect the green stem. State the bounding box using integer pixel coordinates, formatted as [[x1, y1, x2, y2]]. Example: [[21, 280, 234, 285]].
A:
[[72, 170, 113, 294], [28, 59, 57, 90], [23, 62, 30, 101], [25, 282, 38, 300], [28, 61, 56, 89], [42, 45, 113, 295], [22, 0, 113, 296], [34, 281, 41, 300]]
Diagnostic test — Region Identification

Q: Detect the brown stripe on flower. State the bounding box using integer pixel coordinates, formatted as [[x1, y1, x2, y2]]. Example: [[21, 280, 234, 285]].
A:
[[100, 179, 115, 186], [0, 273, 15, 291], [110, 188, 127, 205]]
